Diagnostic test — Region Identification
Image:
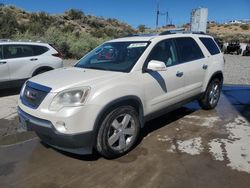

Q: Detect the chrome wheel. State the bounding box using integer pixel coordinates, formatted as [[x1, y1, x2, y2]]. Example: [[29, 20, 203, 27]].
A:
[[108, 113, 136, 151], [209, 82, 220, 106]]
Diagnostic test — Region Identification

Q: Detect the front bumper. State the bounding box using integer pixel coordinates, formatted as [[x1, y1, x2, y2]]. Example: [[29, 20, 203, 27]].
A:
[[18, 107, 94, 155]]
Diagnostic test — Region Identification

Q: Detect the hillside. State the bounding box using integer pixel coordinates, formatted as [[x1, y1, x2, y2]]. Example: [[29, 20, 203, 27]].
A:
[[207, 23, 250, 42], [0, 5, 135, 58]]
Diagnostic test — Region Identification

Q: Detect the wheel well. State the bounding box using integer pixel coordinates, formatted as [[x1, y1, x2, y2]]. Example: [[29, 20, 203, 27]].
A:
[[209, 71, 224, 84], [32, 66, 53, 76]]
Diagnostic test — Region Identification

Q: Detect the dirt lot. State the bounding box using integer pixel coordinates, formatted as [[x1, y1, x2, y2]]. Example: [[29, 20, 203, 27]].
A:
[[0, 55, 250, 188]]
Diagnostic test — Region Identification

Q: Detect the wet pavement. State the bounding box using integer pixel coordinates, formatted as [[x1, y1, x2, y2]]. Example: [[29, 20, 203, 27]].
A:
[[0, 85, 250, 188]]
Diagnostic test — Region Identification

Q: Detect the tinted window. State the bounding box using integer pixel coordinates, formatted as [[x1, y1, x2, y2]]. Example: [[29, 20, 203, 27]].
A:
[[3, 45, 34, 59], [33, 45, 49, 56], [175, 37, 204, 63], [0, 46, 2, 59], [199, 37, 220, 55], [147, 39, 178, 67]]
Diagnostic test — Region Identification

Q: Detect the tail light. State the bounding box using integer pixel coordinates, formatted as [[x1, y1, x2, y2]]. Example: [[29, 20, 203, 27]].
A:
[[52, 53, 63, 58], [49, 43, 63, 58]]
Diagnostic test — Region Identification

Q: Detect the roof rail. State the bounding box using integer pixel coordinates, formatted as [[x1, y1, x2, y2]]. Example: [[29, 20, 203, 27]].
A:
[[0, 39, 12, 42], [124, 33, 157, 37], [159, 30, 207, 35]]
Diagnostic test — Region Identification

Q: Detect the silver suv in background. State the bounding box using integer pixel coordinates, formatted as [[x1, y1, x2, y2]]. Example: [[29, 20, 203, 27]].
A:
[[0, 42, 63, 89]]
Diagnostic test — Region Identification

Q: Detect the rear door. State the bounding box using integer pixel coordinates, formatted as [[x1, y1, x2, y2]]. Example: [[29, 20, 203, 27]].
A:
[[174, 37, 206, 98], [3, 44, 37, 80], [0, 45, 10, 82]]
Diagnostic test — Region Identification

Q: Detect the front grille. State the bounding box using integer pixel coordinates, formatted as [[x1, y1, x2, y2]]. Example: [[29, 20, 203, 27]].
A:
[[21, 81, 51, 109]]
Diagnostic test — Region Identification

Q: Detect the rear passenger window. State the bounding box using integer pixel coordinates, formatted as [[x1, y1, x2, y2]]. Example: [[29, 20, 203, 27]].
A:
[[3, 45, 34, 59], [175, 37, 204, 63], [199, 37, 220, 55]]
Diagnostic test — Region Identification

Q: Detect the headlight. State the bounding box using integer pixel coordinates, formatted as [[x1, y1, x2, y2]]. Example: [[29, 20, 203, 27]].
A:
[[49, 87, 90, 111]]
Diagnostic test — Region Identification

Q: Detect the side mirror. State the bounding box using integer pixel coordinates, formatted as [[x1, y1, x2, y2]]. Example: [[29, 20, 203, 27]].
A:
[[147, 60, 167, 71]]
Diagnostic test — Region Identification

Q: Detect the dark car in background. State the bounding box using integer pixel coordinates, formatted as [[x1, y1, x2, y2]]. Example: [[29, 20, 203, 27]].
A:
[[243, 41, 250, 56], [224, 40, 242, 55]]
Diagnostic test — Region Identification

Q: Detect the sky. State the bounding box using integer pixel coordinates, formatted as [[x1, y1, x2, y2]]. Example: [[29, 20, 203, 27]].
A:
[[1, 0, 250, 28]]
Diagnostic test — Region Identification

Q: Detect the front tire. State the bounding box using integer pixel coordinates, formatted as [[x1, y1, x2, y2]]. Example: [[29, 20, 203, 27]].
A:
[[96, 106, 140, 159], [199, 78, 222, 110]]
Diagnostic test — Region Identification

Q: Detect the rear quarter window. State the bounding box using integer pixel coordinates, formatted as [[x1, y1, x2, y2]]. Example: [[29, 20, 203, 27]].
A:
[[32, 45, 49, 56], [199, 37, 220, 55], [174, 37, 204, 63]]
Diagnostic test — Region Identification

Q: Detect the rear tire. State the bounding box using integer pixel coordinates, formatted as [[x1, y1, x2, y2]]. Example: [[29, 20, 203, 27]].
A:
[[237, 49, 242, 55], [199, 79, 222, 110], [96, 106, 140, 159]]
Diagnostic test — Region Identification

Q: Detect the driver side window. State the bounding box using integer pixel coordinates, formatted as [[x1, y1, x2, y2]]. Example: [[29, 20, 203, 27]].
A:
[[148, 39, 178, 67]]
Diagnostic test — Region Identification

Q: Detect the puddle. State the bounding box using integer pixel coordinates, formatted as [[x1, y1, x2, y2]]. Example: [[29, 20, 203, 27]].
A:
[[115, 147, 148, 163], [0, 162, 17, 176], [0, 132, 37, 147]]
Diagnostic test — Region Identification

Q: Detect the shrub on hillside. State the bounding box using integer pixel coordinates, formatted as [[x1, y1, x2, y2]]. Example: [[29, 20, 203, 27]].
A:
[[0, 9, 19, 38], [137, 24, 146, 33], [65, 9, 84, 20], [240, 24, 249, 30]]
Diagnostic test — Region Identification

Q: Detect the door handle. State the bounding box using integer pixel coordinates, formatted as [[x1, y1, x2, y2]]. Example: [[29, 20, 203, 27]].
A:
[[30, 58, 38, 61], [0, 61, 7, 65], [176, 71, 184, 77], [203, 64, 208, 70]]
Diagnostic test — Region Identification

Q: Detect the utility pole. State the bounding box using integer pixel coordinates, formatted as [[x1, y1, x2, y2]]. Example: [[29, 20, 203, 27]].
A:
[[156, 1, 169, 28], [156, 2, 159, 29], [166, 11, 169, 26]]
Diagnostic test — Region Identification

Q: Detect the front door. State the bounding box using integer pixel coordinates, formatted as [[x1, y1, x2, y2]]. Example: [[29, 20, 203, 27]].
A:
[[142, 39, 186, 115]]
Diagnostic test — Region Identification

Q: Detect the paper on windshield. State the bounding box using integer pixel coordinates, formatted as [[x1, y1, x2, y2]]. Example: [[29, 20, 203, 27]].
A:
[[127, 43, 148, 48]]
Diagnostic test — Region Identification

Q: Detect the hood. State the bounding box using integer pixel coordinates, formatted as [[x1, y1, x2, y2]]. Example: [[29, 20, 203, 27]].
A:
[[29, 67, 123, 92]]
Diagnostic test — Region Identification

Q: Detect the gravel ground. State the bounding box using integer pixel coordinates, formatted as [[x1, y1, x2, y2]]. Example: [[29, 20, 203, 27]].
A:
[[0, 55, 249, 138], [224, 55, 250, 85]]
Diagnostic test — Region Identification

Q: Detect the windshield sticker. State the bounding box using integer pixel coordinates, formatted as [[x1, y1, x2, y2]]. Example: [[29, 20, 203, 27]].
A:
[[127, 43, 147, 48]]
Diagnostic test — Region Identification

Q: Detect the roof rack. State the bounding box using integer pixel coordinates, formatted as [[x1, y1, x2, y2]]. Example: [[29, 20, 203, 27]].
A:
[[0, 39, 12, 42], [0, 39, 44, 43], [124, 33, 157, 37], [159, 30, 207, 35]]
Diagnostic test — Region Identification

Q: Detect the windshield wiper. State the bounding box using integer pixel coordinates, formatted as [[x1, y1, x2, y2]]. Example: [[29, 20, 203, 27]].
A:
[[82, 66, 110, 71]]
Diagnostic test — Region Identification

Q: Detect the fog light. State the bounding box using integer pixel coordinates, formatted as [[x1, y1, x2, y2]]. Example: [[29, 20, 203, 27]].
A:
[[55, 121, 67, 132]]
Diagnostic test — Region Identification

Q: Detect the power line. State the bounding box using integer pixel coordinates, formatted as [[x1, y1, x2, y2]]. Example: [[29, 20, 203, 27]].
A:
[[156, 2, 170, 29]]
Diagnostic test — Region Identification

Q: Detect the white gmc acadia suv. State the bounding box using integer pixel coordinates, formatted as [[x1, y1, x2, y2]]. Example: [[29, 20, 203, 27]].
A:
[[18, 33, 224, 158], [0, 41, 63, 89]]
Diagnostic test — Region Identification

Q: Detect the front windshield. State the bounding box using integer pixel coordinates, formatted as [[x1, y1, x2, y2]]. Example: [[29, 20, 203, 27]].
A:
[[75, 41, 150, 72]]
